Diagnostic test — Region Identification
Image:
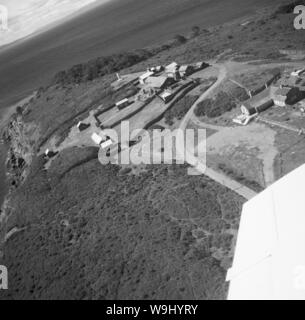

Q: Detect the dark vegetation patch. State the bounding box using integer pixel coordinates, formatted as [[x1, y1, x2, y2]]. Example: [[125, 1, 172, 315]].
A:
[[164, 95, 199, 125], [275, 1, 305, 14], [194, 92, 237, 118], [2, 151, 244, 300]]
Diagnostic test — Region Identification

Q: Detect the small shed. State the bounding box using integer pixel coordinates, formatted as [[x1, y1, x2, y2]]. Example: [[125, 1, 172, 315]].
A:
[[116, 98, 131, 110], [91, 133, 104, 145], [44, 149, 58, 158], [179, 65, 193, 77], [77, 122, 91, 132]]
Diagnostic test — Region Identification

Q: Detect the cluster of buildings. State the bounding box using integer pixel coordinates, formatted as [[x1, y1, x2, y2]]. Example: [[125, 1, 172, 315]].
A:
[[138, 61, 208, 103], [234, 67, 305, 126]]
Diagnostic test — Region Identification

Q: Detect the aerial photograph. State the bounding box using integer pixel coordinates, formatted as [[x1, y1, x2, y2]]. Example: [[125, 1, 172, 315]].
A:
[[0, 0, 305, 304]]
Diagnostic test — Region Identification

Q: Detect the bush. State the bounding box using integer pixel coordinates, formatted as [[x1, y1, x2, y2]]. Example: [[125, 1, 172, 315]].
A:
[[275, 1, 305, 14], [52, 50, 154, 86], [195, 92, 236, 118], [164, 95, 199, 125]]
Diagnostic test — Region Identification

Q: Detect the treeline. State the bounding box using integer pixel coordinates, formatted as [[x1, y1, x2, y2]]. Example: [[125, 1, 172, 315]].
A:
[[51, 50, 154, 86], [275, 1, 305, 14], [50, 24, 205, 87]]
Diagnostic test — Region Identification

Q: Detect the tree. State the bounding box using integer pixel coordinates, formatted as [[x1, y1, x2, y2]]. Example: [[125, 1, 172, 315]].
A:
[[191, 26, 200, 37], [174, 34, 187, 44]]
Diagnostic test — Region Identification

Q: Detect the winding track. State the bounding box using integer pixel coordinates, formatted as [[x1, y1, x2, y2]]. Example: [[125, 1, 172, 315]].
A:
[[177, 64, 258, 200]]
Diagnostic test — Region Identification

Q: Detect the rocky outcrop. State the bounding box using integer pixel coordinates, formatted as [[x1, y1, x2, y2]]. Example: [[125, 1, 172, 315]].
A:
[[2, 115, 36, 189]]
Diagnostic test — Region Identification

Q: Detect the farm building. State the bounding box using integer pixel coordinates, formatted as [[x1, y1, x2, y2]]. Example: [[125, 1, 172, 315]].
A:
[[195, 61, 209, 70], [165, 62, 179, 73], [241, 99, 273, 116], [139, 71, 154, 85], [159, 90, 174, 103], [149, 66, 164, 73], [77, 121, 90, 132], [240, 102, 257, 116], [115, 98, 131, 110], [179, 65, 193, 77], [274, 87, 303, 107], [145, 76, 174, 90], [274, 88, 291, 107]]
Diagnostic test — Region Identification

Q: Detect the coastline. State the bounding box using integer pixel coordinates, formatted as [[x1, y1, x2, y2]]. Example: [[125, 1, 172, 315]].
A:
[[0, 92, 36, 225]]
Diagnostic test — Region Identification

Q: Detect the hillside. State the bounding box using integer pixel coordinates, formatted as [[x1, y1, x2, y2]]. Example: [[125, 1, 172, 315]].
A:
[[1, 0, 305, 300]]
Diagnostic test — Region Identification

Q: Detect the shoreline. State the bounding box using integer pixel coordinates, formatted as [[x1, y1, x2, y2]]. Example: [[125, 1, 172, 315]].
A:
[[0, 92, 36, 225]]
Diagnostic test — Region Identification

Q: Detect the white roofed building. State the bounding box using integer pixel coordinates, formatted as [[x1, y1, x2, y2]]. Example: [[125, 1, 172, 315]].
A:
[[139, 71, 154, 84], [227, 164, 305, 300]]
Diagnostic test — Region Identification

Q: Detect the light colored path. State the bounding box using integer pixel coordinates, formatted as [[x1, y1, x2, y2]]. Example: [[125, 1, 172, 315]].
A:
[[177, 64, 258, 200]]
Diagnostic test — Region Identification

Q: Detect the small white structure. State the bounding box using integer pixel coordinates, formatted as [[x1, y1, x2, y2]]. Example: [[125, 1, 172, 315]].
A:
[[165, 62, 179, 73], [100, 139, 113, 150], [233, 113, 257, 126], [115, 98, 131, 110], [139, 71, 154, 85], [227, 164, 305, 300], [291, 68, 305, 77], [77, 121, 90, 132], [91, 133, 104, 145]]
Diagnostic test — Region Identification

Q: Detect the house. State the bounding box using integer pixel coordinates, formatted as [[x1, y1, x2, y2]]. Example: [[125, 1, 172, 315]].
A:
[[274, 88, 291, 107], [241, 99, 273, 116], [145, 76, 174, 90], [165, 62, 179, 74], [115, 98, 131, 110], [274, 87, 303, 107], [179, 65, 193, 77], [77, 121, 91, 132], [149, 66, 164, 73], [159, 90, 174, 103], [139, 71, 154, 85], [195, 61, 209, 70], [240, 102, 257, 116]]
